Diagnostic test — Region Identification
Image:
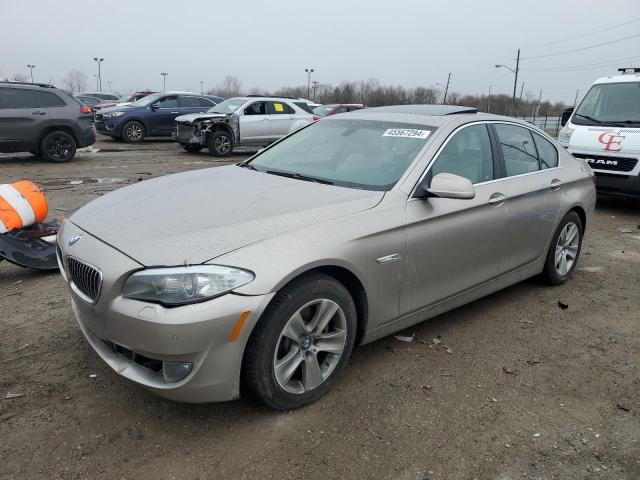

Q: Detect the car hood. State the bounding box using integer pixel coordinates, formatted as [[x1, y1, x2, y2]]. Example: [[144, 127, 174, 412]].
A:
[[98, 104, 135, 114], [175, 112, 229, 123], [69, 165, 384, 266]]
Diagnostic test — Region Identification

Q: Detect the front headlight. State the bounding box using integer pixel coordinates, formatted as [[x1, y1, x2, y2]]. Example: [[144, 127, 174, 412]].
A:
[[122, 265, 254, 306], [104, 111, 125, 118], [557, 126, 574, 145]]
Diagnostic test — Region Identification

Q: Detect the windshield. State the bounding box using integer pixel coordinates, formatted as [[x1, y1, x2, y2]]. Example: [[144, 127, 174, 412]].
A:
[[130, 93, 164, 107], [573, 82, 640, 126], [313, 105, 336, 116], [207, 98, 247, 114], [245, 119, 436, 191], [117, 95, 130, 102]]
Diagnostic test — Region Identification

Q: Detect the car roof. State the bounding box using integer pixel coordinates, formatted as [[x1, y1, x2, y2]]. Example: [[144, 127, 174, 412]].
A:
[[233, 96, 301, 102], [593, 72, 640, 84]]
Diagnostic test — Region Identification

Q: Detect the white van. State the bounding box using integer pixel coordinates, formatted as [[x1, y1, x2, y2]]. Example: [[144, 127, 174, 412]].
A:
[[557, 68, 640, 197]]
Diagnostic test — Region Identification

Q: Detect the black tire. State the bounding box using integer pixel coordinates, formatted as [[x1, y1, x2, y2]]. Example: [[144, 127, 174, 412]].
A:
[[39, 131, 76, 163], [207, 130, 234, 157], [542, 211, 583, 285], [122, 121, 145, 143], [182, 144, 202, 153], [244, 273, 357, 410]]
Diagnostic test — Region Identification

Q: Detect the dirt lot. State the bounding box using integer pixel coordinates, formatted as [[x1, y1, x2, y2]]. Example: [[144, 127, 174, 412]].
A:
[[1, 136, 639, 480]]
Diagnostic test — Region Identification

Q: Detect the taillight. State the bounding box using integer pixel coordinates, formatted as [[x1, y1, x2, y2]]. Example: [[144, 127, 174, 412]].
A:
[[81, 105, 92, 114], [312, 115, 320, 121]]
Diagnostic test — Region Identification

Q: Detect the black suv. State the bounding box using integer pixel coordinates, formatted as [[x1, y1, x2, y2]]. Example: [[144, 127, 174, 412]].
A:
[[0, 82, 95, 162]]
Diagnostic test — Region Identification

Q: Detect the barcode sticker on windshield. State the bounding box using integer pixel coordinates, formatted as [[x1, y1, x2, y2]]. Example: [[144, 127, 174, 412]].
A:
[[382, 129, 431, 139]]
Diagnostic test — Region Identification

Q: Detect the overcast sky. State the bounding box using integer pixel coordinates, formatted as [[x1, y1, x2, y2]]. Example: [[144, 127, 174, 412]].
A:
[[1, 0, 638, 104]]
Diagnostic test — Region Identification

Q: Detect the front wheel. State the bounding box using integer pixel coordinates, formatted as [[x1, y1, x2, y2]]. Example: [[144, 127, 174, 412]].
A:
[[122, 121, 145, 143], [542, 211, 583, 285], [207, 130, 234, 157], [244, 274, 357, 410]]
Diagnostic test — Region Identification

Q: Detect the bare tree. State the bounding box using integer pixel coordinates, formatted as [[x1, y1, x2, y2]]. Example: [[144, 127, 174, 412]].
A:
[[214, 75, 242, 98], [62, 69, 87, 92], [11, 73, 27, 82]]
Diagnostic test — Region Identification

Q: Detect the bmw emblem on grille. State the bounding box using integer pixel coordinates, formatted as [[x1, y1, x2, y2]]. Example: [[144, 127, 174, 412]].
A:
[[68, 234, 83, 246]]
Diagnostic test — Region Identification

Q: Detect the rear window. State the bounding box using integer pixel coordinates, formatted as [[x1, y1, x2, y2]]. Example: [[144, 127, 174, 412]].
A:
[[38, 91, 67, 107], [494, 124, 540, 177], [269, 101, 295, 114], [294, 102, 313, 113], [0, 88, 39, 109], [532, 132, 558, 169]]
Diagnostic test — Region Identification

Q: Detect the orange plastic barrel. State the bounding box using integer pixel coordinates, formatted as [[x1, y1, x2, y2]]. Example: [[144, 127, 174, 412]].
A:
[[0, 180, 48, 233]]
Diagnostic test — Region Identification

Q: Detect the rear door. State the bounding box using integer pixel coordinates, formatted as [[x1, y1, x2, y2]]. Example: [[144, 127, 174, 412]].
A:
[[402, 123, 508, 313], [147, 95, 179, 135], [492, 123, 563, 273], [267, 101, 299, 138], [239, 101, 269, 143], [178, 96, 215, 115], [0, 87, 44, 150]]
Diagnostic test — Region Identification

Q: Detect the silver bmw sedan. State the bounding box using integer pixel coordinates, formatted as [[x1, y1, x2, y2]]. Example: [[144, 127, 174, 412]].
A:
[[57, 105, 596, 410]]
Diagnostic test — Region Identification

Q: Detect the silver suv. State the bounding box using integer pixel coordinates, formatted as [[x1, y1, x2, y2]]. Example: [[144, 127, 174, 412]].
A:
[[174, 96, 314, 156], [0, 81, 95, 162]]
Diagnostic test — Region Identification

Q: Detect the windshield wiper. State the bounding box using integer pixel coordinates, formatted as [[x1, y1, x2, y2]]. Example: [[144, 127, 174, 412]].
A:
[[574, 113, 603, 125], [266, 170, 334, 185]]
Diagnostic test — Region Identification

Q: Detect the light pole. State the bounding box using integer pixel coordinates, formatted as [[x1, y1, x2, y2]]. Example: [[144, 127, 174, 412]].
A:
[[311, 80, 319, 102], [93, 57, 104, 92], [161, 72, 168, 91], [107, 80, 113, 93], [305, 67, 314, 99], [26, 64, 36, 83], [487, 85, 492, 113], [200, 80, 204, 94], [93, 74, 99, 91], [495, 48, 520, 116]]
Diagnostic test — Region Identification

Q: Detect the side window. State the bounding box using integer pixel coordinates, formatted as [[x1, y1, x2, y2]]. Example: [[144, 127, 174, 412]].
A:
[[430, 124, 494, 185], [294, 101, 313, 113], [244, 101, 267, 115], [268, 101, 295, 114], [0, 88, 39, 109], [199, 97, 215, 107], [533, 132, 558, 169], [179, 96, 204, 107], [155, 96, 178, 108], [335, 106, 349, 114], [494, 124, 540, 176], [38, 91, 66, 107]]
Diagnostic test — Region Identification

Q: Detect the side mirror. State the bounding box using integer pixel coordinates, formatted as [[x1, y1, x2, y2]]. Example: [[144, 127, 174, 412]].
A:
[[422, 172, 475, 200], [560, 107, 573, 127], [149, 104, 158, 112]]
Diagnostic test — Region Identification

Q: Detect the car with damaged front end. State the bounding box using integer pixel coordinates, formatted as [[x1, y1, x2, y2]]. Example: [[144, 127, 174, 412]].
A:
[[174, 96, 314, 156], [58, 105, 595, 410]]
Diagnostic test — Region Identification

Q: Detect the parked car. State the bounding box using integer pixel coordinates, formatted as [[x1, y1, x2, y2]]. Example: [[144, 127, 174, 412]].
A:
[[0, 81, 95, 162], [557, 67, 640, 197], [174, 96, 313, 155], [76, 92, 119, 101], [313, 103, 366, 117], [74, 94, 102, 112], [94, 92, 223, 142], [57, 104, 595, 409], [94, 91, 155, 111]]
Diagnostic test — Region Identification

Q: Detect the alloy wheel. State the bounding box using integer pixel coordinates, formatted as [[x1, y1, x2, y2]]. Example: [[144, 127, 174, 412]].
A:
[[126, 124, 143, 141], [215, 135, 231, 154], [273, 299, 347, 395], [46, 134, 73, 161], [555, 221, 580, 276]]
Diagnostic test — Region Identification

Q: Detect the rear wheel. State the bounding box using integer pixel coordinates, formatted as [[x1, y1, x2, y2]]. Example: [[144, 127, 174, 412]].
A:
[[542, 211, 583, 285], [244, 274, 357, 410], [122, 121, 145, 143], [40, 131, 76, 163], [207, 130, 233, 157]]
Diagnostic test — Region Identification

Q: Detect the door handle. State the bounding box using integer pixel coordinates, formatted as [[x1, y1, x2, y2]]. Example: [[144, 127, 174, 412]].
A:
[[488, 192, 506, 207], [262, 117, 269, 121], [171, 111, 179, 114], [32, 111, 46, 115], [550, 179, 563, 191]]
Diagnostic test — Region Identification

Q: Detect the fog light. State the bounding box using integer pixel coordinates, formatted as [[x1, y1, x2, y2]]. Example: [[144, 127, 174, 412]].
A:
[[162, 361, 193, 383]]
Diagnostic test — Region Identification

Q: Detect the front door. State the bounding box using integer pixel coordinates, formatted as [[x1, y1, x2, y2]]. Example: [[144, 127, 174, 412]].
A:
[[401, 123, 508, 314], [0, 87, 45, 150], [147, 95, 179, 135], [239, 101, 270, 143]]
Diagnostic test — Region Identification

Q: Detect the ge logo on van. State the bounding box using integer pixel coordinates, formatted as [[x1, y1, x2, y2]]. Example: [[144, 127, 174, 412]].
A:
[[598, 131, 625, 152]]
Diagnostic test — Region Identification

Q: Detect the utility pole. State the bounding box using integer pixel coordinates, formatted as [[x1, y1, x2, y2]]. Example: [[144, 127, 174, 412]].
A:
[[93, 57, 104, 92], [26, 64, 36, 83], [573, 89, 580, 107], [200, 80, 204, 94], [512, 48, 520, 116], [534, 89, 542, 118], [305, 68, 314, 99], [161, 72, 168, 91], [443, 72, 452, 104], [517, 81, 525, 117], [487, 85, 492, 113], [311, 80, 319, 102]]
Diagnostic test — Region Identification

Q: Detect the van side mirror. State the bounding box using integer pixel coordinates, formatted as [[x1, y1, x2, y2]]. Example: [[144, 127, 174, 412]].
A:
[[419, 172, 475, 200], [560, 107, 573, 127]]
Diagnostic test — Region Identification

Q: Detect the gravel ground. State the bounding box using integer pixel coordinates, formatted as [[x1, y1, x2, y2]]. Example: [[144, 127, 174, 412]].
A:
[[1, 136, 639, 480]]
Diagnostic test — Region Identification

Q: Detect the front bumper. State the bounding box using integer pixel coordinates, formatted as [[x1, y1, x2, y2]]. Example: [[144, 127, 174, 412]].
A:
[[58, 220, 275, 402], [593, 171, 640, 198], [94, 119, 122, 137], [174, 123, 206, 146]]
